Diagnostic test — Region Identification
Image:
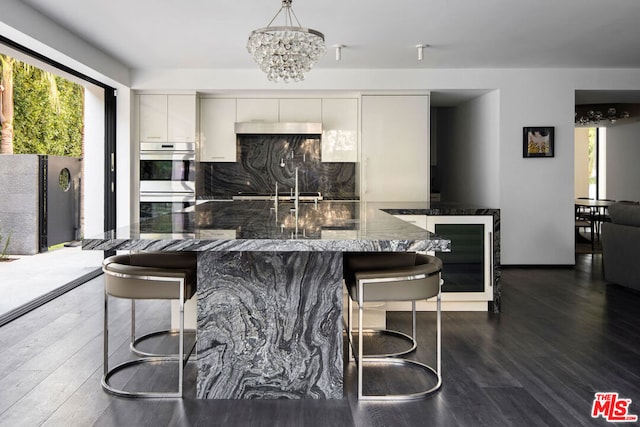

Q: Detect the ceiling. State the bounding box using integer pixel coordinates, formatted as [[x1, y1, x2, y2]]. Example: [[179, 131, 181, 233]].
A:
[[18, 0, 640, 71], [10, 1, 640, 108]]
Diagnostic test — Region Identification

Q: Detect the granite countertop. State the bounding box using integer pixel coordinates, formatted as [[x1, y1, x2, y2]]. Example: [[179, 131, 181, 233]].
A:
[[82, 200, 455, 253], [374, 201, 500, 216]]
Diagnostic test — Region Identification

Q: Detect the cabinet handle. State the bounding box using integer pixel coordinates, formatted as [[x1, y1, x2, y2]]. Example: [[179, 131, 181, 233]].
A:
[[145, 136, 162, 139], [489, 230, 493, 288]]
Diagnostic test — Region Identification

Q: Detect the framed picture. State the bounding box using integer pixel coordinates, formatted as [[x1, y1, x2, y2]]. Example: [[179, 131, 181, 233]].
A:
[[523, 127, 554, 158]]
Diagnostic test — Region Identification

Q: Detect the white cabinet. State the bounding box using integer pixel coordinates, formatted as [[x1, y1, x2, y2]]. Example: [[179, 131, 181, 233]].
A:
[[139, 95, 167, 142], [279, 98, 321, 122], [168, 95, 197, 142], [361, 95, 429, 201], [200, 96, 359, 163], [236, 98, 323, 122], [139, 94, 196, 143], [321, 98, 358, 162], [200, 98, 237, 162], [236, 98, 279, 122], [392, 214, 427, 230]]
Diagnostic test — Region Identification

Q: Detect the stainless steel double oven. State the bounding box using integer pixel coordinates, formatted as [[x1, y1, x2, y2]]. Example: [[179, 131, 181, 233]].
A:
[[139, 142, 195, 220]]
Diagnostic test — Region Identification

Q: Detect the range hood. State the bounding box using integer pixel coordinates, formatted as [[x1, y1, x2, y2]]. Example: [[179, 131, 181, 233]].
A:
[[234, 122, 322, 135]]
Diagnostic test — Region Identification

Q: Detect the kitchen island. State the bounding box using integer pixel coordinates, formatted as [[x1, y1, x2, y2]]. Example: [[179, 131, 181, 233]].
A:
[[83, 200, 451, 399]]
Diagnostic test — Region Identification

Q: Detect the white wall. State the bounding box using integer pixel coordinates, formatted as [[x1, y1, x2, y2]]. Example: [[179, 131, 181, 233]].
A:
[[437, 91, 500, 207], [605, 122, 640, 202]]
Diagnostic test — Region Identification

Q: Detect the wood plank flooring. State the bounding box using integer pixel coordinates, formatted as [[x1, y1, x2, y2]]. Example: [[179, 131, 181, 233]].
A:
[[1, 253, 639, 426]]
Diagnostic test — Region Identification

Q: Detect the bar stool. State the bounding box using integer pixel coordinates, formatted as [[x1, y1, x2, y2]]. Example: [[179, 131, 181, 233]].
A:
[[344, 252, 443, 400], [102, 252, 197, 398]]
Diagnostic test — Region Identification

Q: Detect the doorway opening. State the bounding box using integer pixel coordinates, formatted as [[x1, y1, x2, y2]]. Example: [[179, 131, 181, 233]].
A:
[[575, 127, 607, 200], [0, 37, 115, 326]]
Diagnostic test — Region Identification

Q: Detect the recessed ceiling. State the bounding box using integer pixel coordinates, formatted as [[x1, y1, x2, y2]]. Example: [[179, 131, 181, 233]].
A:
[[18, 0, 640, 70]]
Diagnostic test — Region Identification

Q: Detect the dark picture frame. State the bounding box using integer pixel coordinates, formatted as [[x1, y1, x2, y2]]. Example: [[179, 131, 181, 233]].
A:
[[523, 127, 554, 158]]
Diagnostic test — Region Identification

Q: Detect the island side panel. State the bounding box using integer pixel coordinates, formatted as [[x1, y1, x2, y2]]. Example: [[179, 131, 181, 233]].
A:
[[196, 251, 344, 399]]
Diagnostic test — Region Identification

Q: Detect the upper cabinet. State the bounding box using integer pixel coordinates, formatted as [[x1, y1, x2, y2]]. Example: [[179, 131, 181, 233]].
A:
[[200, 96, 359, 163], [236, 99, 279, 122], [236, 98, 321, 123], [139, 95, 167, 142], [200, 98, 237, 162], [168, 95, 197, 142], [139, 94, 196, 143], [321, 98, 358, 163], [279, 99, 321, 122]]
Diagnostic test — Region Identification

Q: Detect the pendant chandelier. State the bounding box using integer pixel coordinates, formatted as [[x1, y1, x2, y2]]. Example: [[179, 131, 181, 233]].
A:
[[247, 0, 326, 83], [575, 104, 631, 126]]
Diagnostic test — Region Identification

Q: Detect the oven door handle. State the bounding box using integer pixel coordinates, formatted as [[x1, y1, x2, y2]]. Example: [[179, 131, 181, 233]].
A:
[[140, 192, 195, 203], [140, 152, 195, 160]]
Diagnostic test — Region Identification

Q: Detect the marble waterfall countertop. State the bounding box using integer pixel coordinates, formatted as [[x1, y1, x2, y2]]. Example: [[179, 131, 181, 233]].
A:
[[82, 200, 453, 252], [83, 201, 502, 399]]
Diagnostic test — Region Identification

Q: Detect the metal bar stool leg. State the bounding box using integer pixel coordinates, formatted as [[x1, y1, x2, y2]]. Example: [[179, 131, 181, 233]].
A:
[[101, 252, 197, 399], [346, 253, 443, 401]]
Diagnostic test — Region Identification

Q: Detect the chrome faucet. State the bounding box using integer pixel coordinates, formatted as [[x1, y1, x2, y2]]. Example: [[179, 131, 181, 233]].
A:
[[294, 167, 299, 212], [273, 181, 279, 219]]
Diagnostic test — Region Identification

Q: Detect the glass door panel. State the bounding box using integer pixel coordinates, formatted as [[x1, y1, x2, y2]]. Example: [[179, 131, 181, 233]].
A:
[[434, 223, 484, 293]]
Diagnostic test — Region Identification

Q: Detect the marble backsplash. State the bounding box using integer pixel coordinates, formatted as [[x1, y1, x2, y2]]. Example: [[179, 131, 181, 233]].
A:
[[197, 134, 356, 200]]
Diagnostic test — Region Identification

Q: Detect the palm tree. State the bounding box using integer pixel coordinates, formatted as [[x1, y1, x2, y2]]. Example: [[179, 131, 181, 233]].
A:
[[0, 54, 15, 154]]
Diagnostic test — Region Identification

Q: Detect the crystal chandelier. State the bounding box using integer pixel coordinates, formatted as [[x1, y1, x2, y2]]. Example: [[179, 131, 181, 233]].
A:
[[247, 0, 326, 83], [575, 106, 630, 126]]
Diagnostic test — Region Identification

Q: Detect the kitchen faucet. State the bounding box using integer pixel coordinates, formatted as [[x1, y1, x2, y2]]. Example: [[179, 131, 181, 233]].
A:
[[279, 154, 300, 211]]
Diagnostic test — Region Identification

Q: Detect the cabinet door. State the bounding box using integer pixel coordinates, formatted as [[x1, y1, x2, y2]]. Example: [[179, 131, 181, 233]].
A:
[[321, 98, 358, 162], [393, 214, 427, 230], [279, 98, 321, 122], [200, 98, 237, 162], [168, 95, 196, 142], [236, 98, 279, 122], [361, 95, 429, 201], [139, 94, 167, 142]]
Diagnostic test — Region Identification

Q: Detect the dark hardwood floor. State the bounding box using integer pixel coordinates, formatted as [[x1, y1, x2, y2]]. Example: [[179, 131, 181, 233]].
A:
[[1, 253, 639, 426]]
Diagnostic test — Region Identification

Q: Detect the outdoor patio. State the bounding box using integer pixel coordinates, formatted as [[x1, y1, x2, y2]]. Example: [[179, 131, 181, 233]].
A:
[[0, 245, 103, 323]]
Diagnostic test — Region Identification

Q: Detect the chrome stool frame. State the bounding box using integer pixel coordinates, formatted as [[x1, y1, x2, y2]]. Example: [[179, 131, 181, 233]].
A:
[[129, 302, 195, 358], [102, 254, 197, 398], [347, 299, 419, 359], [345, 253, 443, 401]]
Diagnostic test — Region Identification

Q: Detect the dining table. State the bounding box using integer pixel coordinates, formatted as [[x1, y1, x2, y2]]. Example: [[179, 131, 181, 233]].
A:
[[575, 198, 616, 210], [575, 198, 616, 247]]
